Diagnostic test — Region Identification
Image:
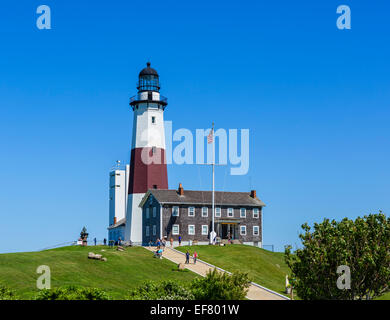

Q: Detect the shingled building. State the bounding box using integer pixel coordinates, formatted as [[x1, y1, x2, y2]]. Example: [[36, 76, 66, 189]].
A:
[[139, 184, 265, 247]]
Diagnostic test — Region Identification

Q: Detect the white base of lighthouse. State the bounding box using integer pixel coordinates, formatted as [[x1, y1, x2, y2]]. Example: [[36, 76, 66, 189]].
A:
[[124, 193, 144, 245]]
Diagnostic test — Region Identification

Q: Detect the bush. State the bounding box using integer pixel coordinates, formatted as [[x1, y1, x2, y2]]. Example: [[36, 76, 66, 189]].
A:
[[0, 285, 18, 300], [285, 212, 390, 300], [127, 280, 194, 300], [191, 269, 250, 300], [34, 286, 111, 300]]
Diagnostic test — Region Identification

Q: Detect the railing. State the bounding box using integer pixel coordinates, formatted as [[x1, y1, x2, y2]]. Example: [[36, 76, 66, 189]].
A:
[[129, 95, 168, 104]]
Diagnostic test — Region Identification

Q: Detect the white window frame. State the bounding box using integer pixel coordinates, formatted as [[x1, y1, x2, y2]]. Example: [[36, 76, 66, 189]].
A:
[[188, 207, 195, 217], [202, 225, 208, 235], [240, 225, 247, 235], [145, 226, 150, 236], [188, 225, 195, 235], [146, 207, 150, 219], [215, 207, 221, 217], [240, 208, 246, 218], [202, 207, 208, 217], [172, 224, 179, 235], [172, 206, 180, 217], [153, 207, 157, 218], [253, 226, 259, 236], [253, 208, 259, 218], [227, 208, 234, 217], [153, 225, 157, 236]]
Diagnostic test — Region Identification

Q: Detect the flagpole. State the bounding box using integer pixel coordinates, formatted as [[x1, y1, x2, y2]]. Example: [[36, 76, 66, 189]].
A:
[[212, 122, 215, 244]]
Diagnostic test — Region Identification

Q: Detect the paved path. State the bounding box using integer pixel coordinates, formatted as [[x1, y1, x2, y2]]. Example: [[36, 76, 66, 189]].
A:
[[144, 246, 289, 300]]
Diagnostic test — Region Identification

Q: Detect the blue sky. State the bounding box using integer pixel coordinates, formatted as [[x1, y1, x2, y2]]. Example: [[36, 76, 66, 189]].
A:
[[0, 1, 389, 253]]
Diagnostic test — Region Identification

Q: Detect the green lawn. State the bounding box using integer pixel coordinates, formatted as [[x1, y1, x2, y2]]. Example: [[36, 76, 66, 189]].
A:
[[177, 244, 290, 296], [0, 245, 197, 299]]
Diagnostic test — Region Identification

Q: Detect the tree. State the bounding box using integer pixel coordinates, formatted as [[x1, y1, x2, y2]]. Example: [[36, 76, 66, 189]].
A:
[[127, 280, 194, 300], [191, 269, 250, 300], [34, 286, 110, 300], [0, 285, 18, 300], [285, 212, 390, 300]]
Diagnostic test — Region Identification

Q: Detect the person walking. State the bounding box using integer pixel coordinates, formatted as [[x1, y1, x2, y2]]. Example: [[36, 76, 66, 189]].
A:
[[103, 238, 107, 246], [178, 235, 182, 246], [185, 251, 190, 264], [94, 237, 97, 246], [170, 237, 173, 247], [156, 238, 161, 249], [118, 237, 122, 246], [193, 251, 198, 264]]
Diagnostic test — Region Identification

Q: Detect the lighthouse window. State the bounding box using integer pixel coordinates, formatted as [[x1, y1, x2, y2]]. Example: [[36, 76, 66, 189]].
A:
[[152, 146, 157, 154], [151, 116, 156, 124]]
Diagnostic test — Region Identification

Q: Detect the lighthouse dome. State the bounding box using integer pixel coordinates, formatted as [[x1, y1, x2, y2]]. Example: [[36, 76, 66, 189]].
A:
[[139, 62, 159, 77], [137, 62, 160, 92]]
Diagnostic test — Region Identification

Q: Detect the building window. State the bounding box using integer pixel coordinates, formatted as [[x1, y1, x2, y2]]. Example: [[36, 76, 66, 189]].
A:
[[153, 225, 157, 236], [202, 207, 208, 217], [215, 207, 221, 217], [172, 206, 179, 217], [188, 225, 195, 235], [152, 146, 157, 154], [240, 225, 247, 235], [145, 226, 150, 236], [146, 207, 150, 219], [253, 226, 259, 236], [202, 225, 208, 235], [227, 208, 234, 217], [188, 207, 195, 217], [151, 116, 156, 124], [172, 224, 179, 235], [153, 207, 157, 218], [240, 208, 246, 218], [253, 208, 259, 218]]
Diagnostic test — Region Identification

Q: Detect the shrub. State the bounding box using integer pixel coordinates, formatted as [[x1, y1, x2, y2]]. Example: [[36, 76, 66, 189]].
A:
[[34, 286, 111, 300], [127, 280, 194, 300], [285, 212, 390, 300], [0, 285, 18, 300], [191, 269, 250, 300]]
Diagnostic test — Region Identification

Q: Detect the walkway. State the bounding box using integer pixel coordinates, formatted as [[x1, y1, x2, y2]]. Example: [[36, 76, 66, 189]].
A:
[[144, 246, 289, 300]]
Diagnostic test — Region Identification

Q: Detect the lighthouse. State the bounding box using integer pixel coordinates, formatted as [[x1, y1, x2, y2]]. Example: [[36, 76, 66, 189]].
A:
[[125, 63, 169, 244]]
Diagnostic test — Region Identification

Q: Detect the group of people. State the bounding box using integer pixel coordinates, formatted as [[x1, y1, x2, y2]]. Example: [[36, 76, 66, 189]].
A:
[[185, 250, 198, 264]]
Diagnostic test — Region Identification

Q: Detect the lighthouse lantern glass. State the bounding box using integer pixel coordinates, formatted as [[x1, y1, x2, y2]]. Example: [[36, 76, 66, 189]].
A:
[[138, 75, 159, 92]]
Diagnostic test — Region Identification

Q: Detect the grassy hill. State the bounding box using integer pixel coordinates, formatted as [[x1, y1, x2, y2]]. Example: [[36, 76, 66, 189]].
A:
[[177, 244, 289, 296], [0, 245, 197, 299]]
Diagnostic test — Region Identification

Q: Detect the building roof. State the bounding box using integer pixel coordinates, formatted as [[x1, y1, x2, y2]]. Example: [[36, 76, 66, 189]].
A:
[[139, 189, 266, 208], [107, 218, 126, 230]]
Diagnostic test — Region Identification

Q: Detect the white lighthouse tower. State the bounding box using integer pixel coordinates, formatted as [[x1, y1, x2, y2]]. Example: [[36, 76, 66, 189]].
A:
[[125, 62, 168, 244]]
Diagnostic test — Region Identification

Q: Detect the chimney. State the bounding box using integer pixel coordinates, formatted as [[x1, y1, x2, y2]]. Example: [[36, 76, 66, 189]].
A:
[[114, 217, 117, 224], [178, 183, 184, 196], [250, 190, 256, 198]]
